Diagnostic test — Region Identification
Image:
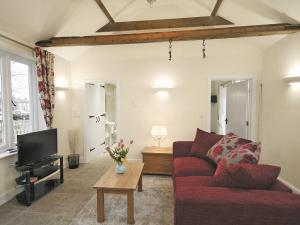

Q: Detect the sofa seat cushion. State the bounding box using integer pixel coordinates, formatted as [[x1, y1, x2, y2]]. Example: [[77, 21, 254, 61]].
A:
[[211, 164, 281, 189], [175, 176, 214, 189], [175, 183, 300, 225], [190, 129, 223, 159], [173, 157, 216, 177], [175, 175, 293, 193]]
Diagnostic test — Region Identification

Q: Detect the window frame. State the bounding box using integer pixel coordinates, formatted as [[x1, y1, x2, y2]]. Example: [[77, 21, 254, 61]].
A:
[[0, 49, 39, 152]]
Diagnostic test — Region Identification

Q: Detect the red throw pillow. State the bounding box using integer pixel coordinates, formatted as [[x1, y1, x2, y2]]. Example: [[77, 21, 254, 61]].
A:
[[190, 129, 223, 159], [206, 133, 251, 164], [211, 164, 281, 190], [214, 142, 261, 176]]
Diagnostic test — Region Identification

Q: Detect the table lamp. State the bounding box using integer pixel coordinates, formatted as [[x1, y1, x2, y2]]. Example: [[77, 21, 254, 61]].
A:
[[151, 125, 167, 148]]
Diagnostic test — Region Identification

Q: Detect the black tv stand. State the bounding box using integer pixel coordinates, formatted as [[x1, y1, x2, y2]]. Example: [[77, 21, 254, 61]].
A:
[[15, 155, 64, 206]]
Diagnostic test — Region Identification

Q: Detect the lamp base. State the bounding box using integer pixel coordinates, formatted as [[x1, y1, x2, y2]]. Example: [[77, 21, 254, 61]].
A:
[[157, 138, 161, 150]]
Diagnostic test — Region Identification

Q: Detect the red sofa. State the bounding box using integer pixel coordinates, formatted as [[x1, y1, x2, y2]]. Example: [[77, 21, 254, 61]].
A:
[[173, 141, 300, 225]]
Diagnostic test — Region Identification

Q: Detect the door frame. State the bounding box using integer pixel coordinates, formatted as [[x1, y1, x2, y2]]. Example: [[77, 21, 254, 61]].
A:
[[83, 79, 120, 163], [208, 76, 257, 141]]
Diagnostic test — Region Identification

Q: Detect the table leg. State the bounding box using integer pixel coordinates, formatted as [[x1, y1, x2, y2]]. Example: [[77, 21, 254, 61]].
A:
[[97, 189, 104, 222], [138, 175, 143, 192], [127, 191, 134, 224]]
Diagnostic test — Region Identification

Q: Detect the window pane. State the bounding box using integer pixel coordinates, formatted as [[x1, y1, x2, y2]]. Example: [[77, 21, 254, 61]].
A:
[[11, 61, 32, 142], [0, 59, 4, 146]]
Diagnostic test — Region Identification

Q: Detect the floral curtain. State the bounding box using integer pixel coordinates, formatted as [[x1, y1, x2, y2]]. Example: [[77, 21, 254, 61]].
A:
[[34, 47, 55, 128]]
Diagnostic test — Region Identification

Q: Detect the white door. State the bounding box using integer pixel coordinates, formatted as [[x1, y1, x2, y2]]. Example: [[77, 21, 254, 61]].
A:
[[85, 83, 106, 162], [225, 80, 250, 139], [218, 85, 227, 135]]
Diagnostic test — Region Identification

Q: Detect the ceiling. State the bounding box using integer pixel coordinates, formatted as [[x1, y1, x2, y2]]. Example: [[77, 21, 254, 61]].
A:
[[0, 0, 299, 60]]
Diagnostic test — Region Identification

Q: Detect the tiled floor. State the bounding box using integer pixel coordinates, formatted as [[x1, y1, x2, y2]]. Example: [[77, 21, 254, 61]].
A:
[[0, 155, 112, 225]]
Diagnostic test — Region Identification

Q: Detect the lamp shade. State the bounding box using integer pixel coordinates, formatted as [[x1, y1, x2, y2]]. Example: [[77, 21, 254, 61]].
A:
[[151, 125, 167, 138]]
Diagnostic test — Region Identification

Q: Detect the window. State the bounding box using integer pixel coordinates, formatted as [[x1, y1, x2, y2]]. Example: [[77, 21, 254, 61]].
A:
[[0, 50, 38, 152], [11, 61, 32, 142], [0, 58, 4, 146]]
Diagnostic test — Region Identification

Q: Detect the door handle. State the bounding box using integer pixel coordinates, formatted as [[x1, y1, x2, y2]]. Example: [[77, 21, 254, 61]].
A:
[[225, 118, 228, 124], [96, 116, 100, 123], [89, 116, 95, 118]]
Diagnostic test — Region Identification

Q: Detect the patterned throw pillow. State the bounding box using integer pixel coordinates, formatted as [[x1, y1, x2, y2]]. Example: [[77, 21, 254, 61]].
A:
[[214, 142, 261, 176], [206, 133, 251, 164]]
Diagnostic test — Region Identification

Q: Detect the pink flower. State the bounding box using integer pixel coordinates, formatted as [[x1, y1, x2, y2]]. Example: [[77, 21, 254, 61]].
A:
[[120, 139, 124, 143], [121, 143, 124, 149]]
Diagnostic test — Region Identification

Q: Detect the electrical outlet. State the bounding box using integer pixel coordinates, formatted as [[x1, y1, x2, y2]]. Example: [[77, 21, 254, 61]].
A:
[[9, 158, 16, 167]]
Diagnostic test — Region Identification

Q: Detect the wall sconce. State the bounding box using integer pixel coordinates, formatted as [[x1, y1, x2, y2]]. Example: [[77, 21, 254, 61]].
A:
[[284, 76, 300, 88], [154, 88, 172, 98], [55, 86, 69, 98]]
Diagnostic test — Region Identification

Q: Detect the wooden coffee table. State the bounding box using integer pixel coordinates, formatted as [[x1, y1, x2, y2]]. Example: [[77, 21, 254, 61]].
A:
[[93, 162, 144, 224]]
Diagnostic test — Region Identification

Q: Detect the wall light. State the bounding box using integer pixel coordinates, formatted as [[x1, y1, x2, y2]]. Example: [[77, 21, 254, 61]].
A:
[[153, 87, 172, 99], [55, 86, 69, 98], [153, 77, 174, 89], [284, 76, 300, 88], [152, 77, 174, 99]]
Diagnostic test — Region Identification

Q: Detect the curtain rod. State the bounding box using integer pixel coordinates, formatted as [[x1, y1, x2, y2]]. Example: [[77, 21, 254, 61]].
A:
[[0, 33, 35, 51]]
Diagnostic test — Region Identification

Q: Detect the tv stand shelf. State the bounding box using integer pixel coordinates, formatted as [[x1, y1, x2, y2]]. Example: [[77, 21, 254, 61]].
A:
[[15, 155, 64, 206]]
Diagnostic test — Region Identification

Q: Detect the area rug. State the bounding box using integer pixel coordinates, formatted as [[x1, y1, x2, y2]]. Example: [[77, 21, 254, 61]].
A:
[[70, 176, 173, 225]]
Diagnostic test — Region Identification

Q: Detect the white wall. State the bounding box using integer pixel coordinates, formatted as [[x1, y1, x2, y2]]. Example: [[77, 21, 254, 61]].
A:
[[53, 56, 73, 161], [261, 33, 300, 189], [70, 40, 262, 160]]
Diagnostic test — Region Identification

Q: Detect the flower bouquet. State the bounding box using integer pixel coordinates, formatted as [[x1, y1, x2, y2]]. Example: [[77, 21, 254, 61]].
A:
[[106, 139, 133, 173]]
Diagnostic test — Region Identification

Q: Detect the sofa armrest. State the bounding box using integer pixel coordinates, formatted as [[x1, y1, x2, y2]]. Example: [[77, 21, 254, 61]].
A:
[[173, 141, 193, 158]]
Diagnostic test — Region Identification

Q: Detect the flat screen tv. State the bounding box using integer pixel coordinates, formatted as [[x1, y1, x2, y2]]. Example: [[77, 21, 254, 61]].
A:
[[17, 129, 57, 166]]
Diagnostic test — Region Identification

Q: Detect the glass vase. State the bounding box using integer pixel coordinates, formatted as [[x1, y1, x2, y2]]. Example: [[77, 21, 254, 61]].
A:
[[115, 162, 126, 174]]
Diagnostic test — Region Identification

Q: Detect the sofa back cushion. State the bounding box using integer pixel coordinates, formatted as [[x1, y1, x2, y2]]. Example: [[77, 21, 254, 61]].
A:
[[211, 163, 281, 190], [173, 157, 216, 177], [206, 133, 251, 164], [190, 129, 223, 159], [214, 142, 261, 175]]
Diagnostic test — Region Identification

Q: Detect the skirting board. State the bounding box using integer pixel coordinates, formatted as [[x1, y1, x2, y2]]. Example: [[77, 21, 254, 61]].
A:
[[278, 177, 300, 195]]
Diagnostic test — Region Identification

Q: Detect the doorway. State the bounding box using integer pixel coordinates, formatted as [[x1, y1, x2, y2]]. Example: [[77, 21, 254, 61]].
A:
[[84, 81, 118, 163], [210, 79, 254, 140]]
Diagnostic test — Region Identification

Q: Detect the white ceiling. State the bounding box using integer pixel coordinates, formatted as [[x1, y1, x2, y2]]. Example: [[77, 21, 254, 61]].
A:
[[0, 0, 299, 60]]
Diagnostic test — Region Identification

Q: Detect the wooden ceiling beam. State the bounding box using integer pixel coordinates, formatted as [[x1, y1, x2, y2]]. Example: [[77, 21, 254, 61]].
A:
[[36, 23, 300, 47], [95, 0, 114, 23], [97, 16, 233, 32], [211, 0, 224, 16]]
